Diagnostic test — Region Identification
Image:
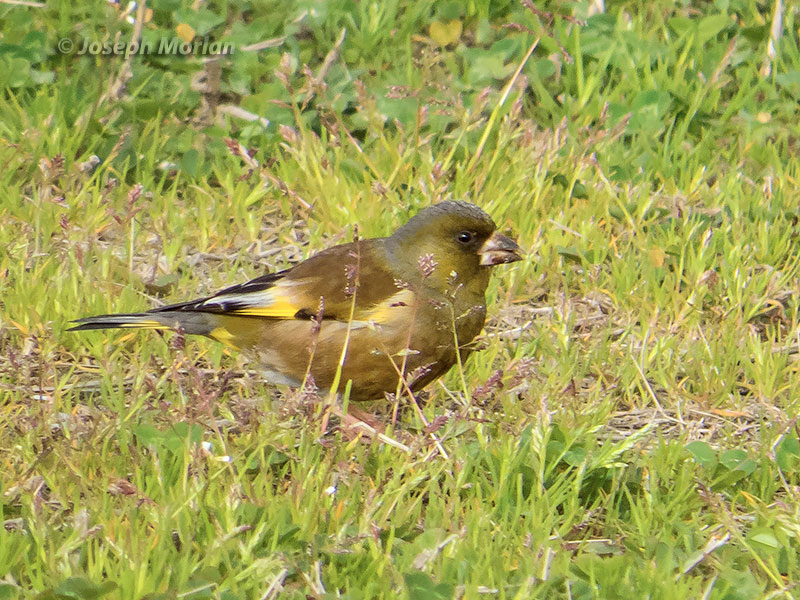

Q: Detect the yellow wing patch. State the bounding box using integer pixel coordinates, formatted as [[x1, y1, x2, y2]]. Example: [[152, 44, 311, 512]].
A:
[[227, 299, 299, 318], [201, 281, 415, 326], [201, 280, 306, 319]]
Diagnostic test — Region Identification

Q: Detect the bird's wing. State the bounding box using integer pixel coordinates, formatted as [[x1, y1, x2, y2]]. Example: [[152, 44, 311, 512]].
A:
[[151, 240, 412, 324], [159, 270, 311, 319]]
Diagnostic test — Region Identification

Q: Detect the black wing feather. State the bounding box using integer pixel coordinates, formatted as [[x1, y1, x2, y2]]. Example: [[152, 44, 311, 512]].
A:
[[149, 269, 289, 314]]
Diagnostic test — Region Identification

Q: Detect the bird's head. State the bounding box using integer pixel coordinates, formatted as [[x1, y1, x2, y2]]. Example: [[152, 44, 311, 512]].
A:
[[387, 201, 522, 291]]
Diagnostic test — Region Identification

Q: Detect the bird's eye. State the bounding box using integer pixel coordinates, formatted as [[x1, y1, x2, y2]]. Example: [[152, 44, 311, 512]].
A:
[[456, 231, 474, 244]]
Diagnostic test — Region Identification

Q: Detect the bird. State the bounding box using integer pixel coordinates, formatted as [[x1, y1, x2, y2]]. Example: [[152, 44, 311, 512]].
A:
[[70, 201, 522, 401]]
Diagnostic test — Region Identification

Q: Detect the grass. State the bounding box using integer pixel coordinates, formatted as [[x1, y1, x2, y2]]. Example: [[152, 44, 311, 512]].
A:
[[2, 0, 800, 597]]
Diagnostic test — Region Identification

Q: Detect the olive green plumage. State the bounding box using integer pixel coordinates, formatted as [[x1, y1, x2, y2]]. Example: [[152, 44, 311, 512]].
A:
[[70, 201, 522, 401]]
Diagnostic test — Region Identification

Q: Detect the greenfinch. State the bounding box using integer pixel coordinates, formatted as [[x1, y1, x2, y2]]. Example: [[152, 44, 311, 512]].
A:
[[70, 201, 522, 401]]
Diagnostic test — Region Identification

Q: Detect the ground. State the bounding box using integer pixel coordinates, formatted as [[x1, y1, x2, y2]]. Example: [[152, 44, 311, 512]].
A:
[[1, 1, 800, 598]]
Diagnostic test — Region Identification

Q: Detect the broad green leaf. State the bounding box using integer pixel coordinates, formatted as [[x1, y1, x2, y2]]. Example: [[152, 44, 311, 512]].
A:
[[405, 571, 454, 600], [686, 441, 717, 469], [719, 449, 748, 471]]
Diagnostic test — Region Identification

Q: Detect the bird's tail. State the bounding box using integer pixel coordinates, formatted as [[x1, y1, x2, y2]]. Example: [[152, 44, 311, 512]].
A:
[[68, 309, 236, 346], [68, 312, 173, 332]]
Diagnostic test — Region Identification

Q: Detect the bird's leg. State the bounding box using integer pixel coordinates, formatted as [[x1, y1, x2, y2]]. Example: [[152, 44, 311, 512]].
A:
[[329, 402, 410, 453]]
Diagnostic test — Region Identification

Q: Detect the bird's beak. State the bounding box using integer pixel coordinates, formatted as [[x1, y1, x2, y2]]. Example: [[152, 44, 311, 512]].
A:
[[479, 232, 523, 266]]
